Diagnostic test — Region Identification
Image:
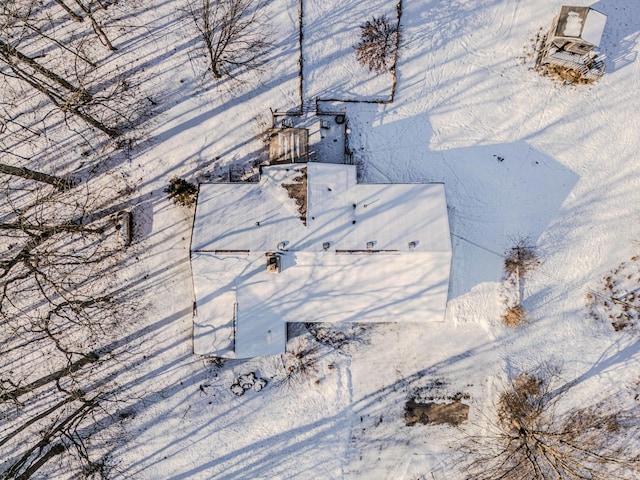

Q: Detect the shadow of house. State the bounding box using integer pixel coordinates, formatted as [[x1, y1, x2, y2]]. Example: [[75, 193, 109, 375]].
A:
[[343, 108, 580, 301]]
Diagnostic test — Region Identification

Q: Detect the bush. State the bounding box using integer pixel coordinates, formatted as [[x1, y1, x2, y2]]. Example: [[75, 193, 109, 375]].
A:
[[587, 256, 640, 332], [354, 15, 398, 73], [280, 337, 321, 387], [502, 304, 526, 327], [504, 240, 539, 279], [165, 177, 198, 206]]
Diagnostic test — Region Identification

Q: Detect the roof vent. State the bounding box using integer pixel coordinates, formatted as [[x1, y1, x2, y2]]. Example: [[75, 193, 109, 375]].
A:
[[366, 241, 375, 249], [277, 241, 287, 251], [408, 241, 417, 249], [265, 252, 281, 273], [323, 241, 330, 250]]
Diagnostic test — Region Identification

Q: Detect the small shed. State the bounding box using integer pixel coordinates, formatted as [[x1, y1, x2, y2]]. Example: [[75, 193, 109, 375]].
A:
[[549, 6, 607, 55], [267, 128, 309, 164]]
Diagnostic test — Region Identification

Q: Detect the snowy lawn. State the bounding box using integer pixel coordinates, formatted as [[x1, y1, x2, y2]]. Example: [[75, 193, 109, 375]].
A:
[[117, 0, 640, 477], [2, 0, 639, 478]]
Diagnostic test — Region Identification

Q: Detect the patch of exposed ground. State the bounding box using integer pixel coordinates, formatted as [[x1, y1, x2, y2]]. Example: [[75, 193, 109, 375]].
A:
[[405, 399, 470, 426], [405, 378, 471, 426], [282, 167, 307, 225]]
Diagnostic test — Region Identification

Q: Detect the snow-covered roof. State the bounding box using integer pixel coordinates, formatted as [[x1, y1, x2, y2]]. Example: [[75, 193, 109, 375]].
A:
[[581, 9, 606, 46], [191, 163, 452, 358], [553, 6, 607, 47]]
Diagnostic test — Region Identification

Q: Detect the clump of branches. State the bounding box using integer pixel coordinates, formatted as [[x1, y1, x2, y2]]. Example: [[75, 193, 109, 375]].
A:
[[464, 367, 640, 479], [354, 15, 398, 73], [280, 337, 321, 387], [165, 176, 198, 206], [187, 0, 272, 80], [504, 240, 540, 280], [305, 322, 368, 351]]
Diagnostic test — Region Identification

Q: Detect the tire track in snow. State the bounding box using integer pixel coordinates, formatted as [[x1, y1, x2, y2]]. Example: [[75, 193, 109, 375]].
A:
[[338, 357, 355, 478]]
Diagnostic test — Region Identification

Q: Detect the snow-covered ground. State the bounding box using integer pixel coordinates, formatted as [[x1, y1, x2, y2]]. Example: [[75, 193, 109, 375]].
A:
[[114, 0, 640, 478], [7, 0, 638, 477]]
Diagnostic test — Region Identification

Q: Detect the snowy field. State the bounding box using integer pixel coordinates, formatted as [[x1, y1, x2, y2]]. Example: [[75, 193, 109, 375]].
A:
[[2, 0, 640, 478]]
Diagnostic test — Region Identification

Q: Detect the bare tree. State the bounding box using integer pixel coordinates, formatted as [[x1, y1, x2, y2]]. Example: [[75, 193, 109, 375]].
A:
[[354, 15, 398, 73], [187, 0, 272, 79], [463, 367, 640, 479], [0, 0, 137, 138], [0, 171, 132, 479], [0, 38, 120, 137]]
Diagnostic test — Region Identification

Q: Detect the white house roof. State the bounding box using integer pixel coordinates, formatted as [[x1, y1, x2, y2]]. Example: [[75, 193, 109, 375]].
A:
[[191, 163, 452, 358]]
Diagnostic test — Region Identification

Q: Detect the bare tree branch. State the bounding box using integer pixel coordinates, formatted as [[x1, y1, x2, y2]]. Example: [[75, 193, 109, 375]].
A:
[[187, 0, 272, 79], [462, 367, 640, 480]]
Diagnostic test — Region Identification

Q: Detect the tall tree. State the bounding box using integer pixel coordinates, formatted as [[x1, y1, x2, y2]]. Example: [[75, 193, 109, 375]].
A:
[[187, 0, 272, 79], [463, 366, 640, 479], [354, 15, 398, 73]]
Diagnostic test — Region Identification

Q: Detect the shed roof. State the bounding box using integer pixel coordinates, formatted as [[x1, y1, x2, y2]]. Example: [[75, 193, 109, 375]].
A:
[[553, 6, 607, 47], [268, 128, 309, 164]]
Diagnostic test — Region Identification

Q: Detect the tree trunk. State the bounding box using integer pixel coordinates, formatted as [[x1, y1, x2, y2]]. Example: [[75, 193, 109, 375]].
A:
[[0, 163, 74, 190], [15, 443, 66, 480], [0, 40, 91, 100], [53, 0, 85, 22], [6, 64, 119, 137]]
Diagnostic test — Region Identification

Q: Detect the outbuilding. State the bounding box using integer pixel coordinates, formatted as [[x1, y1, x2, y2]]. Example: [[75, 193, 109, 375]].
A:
[[548, 6, 607, 55]]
